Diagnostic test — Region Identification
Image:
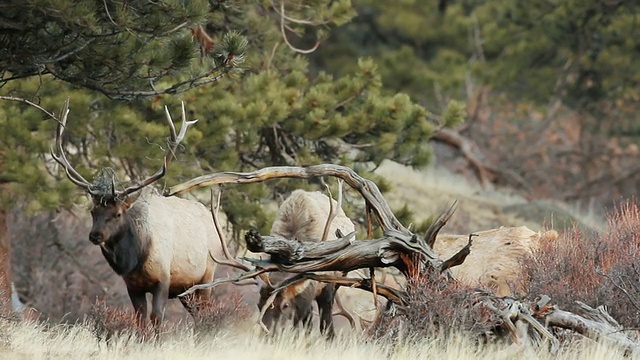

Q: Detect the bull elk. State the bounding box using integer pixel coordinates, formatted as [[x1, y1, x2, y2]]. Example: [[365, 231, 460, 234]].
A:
[[51, 101, 223, 325]]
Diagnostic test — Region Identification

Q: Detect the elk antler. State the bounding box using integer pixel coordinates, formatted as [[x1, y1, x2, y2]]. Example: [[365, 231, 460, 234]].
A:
[[333, 290, 357, 330], [51, 99, 100, 195], [119, 102, 197, 197], [52, 100, 197, 197], [320, 179, 344, 242]]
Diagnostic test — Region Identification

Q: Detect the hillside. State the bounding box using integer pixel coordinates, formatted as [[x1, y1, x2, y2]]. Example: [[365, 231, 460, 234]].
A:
[[374, 160, 603, 235]]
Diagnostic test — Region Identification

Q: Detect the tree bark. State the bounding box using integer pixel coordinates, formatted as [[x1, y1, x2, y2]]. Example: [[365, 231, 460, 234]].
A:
[[0, 209, 11, 306]]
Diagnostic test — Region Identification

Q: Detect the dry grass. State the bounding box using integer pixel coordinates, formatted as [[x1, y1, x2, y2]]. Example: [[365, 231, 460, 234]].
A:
[[374, 160, 603, 233], [0, 317, 636, 360]]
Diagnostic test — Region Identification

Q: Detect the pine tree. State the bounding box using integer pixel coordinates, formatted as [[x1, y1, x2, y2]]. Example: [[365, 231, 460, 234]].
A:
[[0, 1, 461, 234], [311, 0, 640, 204], [0, 0, 246, 99]]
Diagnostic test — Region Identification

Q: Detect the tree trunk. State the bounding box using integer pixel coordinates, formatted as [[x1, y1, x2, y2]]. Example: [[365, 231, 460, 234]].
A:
[[0, 209, 11, 305]]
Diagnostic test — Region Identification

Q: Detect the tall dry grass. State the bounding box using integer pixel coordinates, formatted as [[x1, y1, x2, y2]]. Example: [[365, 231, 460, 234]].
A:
[[0, 317, 635, 360]]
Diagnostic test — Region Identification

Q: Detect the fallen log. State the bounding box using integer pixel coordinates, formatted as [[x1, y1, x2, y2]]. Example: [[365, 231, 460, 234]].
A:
[[544, 301, 640, 352]]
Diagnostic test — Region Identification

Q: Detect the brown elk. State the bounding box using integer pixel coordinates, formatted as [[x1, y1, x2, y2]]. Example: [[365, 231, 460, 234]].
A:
[[258, 189, 355, 337], [51, 101, 223, 325]]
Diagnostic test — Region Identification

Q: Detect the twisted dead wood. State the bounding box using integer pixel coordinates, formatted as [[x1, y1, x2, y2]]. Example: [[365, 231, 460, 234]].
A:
[[171, 164, 640, 353], [168, 165, 460, 273], [169, 165, 406, 232]]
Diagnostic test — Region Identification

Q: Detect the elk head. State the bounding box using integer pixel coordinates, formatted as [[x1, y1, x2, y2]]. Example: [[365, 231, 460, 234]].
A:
[[257, 275, 315, 331], [51, 99, 197, 247]]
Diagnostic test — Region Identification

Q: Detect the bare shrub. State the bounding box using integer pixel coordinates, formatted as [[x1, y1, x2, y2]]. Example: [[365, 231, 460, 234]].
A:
[[9, 206, 126, 322], [182, 292, 251, 333], [86, 299, 155, 342], [525, 201, 640, 327], [369, 275, 500, 343]]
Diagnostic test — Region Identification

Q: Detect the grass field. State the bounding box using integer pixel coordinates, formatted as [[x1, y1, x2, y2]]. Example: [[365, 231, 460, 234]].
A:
[[1, 318, 635, 360]]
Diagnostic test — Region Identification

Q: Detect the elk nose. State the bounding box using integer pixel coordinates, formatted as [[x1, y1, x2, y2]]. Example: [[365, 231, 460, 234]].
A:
[[89, 232, 103, 244]]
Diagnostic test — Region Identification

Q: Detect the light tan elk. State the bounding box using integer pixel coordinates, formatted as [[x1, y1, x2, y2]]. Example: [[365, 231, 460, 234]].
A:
[[433, 227, 559, 297], [51, 101, 223, 325], [259, 189, 355, 337], [211, 188, 355, 337]]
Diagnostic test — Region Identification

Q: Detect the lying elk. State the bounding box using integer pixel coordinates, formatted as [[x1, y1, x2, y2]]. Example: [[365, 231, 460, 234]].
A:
[[51, 101, 223, 325], [259, 189, 355, 337], [433, 226, 559, 296]]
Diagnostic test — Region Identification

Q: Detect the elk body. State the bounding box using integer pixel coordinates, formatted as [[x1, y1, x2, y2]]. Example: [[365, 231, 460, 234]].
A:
[[52, 102, 222, 325], [433, 227, 559, 296], [258, 190, 355, 337]]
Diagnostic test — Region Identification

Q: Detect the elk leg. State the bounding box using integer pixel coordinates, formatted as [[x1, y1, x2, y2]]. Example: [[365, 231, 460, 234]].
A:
[[150, 281, 169, 326], [317, 285, 336, 338], [127, 287, 148, 324], [294, 299, 313, 331]]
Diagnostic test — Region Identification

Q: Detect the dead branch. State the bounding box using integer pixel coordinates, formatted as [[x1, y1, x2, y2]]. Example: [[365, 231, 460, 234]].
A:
[[543, 302, 640, 352], [168, 165, 409, 235], [440, 233, 476, 273], [243, 229, 442, 277], [424, 201, 458, 248], [168, 164, 448, 272], [432, 128, 495, 188], [244, 229, 356, 262]]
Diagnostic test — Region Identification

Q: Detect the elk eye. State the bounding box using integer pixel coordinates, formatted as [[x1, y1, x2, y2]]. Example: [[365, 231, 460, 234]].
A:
[[282, 302, 290, 309], [115, 212, 122, 218]]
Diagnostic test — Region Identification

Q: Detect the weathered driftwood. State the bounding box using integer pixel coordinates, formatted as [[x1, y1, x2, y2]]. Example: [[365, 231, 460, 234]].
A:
[[168, 164, 460, 276], [172, 164, 640, 352], [167, 165, 407, 233], [245, 230, 356, 264], [545, 301, 640, 352]]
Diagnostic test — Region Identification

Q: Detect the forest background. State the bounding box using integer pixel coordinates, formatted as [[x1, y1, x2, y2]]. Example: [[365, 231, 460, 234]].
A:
[[0, 0, 639, 322]]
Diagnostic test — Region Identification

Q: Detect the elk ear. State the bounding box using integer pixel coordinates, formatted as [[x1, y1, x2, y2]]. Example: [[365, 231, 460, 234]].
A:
[[283, 279, 312, 298], [121, 191, 142, 210]]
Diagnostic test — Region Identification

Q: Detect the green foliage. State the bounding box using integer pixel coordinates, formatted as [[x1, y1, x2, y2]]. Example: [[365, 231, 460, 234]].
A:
[[317, 0, 640, 133], [0, 0, 245, 99], [312, 0, 472, 107], [442, 100, 466, 128], [0, 0, 450, 235]]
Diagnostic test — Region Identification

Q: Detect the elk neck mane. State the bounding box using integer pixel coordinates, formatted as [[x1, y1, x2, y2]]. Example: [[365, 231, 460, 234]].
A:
[[99, 189, 153, 276]]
